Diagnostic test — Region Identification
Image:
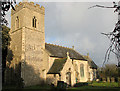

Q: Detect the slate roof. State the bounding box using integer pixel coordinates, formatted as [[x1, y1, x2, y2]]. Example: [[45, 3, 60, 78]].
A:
[[83, 56, 97, 69], [89, 61, 97, 69], [47, 58, 67, 74], [45, 43, 86, 60]]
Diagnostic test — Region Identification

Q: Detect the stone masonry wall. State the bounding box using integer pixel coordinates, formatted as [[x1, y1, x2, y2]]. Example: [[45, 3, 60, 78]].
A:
[[21, 28, 48, 86], [5, 28, 22, 84]]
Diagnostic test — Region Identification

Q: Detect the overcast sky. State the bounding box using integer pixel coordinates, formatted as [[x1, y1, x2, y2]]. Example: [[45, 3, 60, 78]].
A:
[[5, 1, 119, 67]]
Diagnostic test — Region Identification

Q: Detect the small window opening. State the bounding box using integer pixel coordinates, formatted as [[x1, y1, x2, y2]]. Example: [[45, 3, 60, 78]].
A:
[[33, 16, 37, 28], [16, 16, 19, 29]]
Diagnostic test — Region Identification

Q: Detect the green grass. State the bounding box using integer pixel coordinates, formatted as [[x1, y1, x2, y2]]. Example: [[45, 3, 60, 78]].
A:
[[67, 81, 119, 90], [68, 85, 119, 89], [24, 84, 52, 89], [2, 82, 120, 91], [2, 84, 53, 91], [90, 81, 118, 87]]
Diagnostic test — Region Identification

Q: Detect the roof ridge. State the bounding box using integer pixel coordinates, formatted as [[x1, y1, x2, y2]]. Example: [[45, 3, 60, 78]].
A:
[[45, 42, 73, 50], [83, 55, 92, 61]]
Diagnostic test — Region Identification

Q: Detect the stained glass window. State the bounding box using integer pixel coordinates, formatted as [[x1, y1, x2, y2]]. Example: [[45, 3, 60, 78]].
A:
[[80, 64, 84, 77]]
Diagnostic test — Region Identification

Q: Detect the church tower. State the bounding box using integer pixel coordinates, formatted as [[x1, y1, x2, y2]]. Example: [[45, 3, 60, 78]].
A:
[[8, 1, 48, 86]]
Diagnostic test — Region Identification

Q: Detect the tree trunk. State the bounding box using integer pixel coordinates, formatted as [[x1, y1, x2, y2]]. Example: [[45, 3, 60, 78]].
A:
[[118, 62, 120, 87]]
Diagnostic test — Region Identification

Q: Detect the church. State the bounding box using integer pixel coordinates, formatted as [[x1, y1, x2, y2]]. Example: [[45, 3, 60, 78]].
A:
[[5, 1, 97, 86]]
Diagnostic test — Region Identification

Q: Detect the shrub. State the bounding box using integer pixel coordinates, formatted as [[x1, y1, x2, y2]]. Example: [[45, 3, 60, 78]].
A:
[[74, 82, 88, 87], [115, 77, 118, 82], [57, 81, 67, 89]]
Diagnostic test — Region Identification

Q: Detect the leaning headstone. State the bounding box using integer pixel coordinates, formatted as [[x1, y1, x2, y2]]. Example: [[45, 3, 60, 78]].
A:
[[57, 81, 67, 89], [102, 78, 106, 82], [96, 79, 99, 82], [118, 77, 120, 87], [107, 77, 110, 82], [111, 77, 115, 82]]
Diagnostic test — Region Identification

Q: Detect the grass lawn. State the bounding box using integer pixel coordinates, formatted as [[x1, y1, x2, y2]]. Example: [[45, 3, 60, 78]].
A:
[[23, 82, 120, 91], [2, 84, 52, 89], [24, 84, 52, 89], [2, 82, 120, 91], [67, 82, 120, 91], [90, 81, 118, 87]]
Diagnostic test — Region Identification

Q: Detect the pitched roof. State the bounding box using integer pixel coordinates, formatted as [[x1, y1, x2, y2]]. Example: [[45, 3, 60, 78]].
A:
[[89, 61, 97, 69], [47, 58, 67, 74], [45, 43, 86, 60], [83, 56, 97, 69]]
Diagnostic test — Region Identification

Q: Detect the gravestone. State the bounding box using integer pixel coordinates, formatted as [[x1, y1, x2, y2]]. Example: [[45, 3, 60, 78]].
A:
[[111, 77, 115, 82], [107, 77, 110, 82], [118, 77, 120, 86], [102, 78, 106, 82], [96, 79, 99, 82], [57, 81, 67, 89]]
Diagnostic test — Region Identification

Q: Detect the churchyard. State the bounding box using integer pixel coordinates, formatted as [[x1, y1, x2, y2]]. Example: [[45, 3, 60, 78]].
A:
[[2, 79, 120, 91]]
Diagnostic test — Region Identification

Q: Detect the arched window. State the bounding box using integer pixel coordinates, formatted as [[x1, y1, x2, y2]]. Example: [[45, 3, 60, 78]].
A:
[[80, 64, 84, 77], [16, 16, 19, 29], [33, 16, 37, 28]]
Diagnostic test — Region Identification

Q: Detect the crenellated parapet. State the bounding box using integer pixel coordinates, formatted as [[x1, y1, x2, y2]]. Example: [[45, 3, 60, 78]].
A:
[[11, 2, 45, 16]]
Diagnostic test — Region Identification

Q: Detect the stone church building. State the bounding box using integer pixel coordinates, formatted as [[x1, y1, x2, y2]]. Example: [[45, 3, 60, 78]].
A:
[[5, 1, 97, 86]]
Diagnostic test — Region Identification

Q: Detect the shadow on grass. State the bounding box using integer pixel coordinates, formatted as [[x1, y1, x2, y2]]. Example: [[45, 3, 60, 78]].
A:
[[2, 85, 120, 91]]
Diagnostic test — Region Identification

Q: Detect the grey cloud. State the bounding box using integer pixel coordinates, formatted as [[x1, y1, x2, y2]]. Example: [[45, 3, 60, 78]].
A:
[[44, 2, 118, 66], [6, 2, 118, 67]]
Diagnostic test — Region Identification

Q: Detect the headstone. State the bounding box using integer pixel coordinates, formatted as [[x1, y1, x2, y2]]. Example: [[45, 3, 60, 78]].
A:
[[107, 77, 110, 82], [102, 78, 106, 82], [118, 77, 120, 86], [96, 79, 99, 82], [111, 77, 115, 82], [57, 81, 67, 89]]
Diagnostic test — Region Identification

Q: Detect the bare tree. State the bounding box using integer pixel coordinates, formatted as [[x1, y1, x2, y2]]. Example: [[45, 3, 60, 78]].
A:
[[89, 2, 120, 86], [89, 2, 120, 67], [0, 0, 16, 25], [0, 0, 16, 84]]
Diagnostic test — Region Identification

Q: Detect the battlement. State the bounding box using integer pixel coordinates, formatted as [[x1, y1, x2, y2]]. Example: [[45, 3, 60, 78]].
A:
[[11, 2, 45, 15]]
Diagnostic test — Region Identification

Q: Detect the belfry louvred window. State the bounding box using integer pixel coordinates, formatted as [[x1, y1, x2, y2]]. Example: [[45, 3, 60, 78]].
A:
[[16, 16, 19, 29], [33, 16, 37, 28]]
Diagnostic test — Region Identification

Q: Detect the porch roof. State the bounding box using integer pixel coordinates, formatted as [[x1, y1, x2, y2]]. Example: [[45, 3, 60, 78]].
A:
[[47, 58, 67, 74]]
